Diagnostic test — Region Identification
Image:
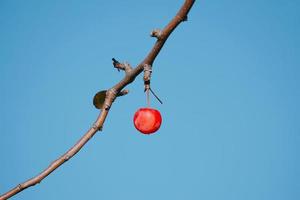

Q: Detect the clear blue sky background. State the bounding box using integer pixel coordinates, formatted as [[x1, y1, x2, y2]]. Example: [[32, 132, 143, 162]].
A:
[[0, 0, 299, 199]]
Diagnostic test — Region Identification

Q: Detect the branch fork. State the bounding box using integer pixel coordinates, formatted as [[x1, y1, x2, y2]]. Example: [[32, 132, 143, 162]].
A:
[[103, 88, 118, 110]]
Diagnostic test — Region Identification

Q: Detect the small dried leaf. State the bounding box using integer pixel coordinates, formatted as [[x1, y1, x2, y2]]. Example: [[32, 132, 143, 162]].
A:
[[93, 90, 107, 109]]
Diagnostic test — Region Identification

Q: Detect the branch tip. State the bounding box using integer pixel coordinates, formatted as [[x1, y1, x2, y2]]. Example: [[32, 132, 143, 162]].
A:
[[112, 58, 132, 73], [112, 58, 121, 72]]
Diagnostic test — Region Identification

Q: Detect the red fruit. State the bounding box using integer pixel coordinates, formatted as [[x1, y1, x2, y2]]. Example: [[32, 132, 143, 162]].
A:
[[133, 108, 162, 134]]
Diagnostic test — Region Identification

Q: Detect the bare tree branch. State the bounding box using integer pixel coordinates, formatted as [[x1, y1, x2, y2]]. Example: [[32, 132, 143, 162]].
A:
[[0, 0, 195, 199]]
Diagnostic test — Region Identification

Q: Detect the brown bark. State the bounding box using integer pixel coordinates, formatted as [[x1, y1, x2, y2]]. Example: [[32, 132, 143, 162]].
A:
[[0, 1, 195, 199]]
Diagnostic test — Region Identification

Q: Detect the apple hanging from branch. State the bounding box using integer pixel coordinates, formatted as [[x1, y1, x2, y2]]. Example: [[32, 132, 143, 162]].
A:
[[133, 108, 162, 134]]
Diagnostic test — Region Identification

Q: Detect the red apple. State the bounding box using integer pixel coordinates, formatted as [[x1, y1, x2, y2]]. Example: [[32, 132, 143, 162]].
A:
[[133, 108, 162, 134]]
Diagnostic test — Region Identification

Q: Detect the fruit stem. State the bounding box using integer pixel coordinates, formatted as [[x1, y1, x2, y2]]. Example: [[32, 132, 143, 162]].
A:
[[147, 88, 150, 107]]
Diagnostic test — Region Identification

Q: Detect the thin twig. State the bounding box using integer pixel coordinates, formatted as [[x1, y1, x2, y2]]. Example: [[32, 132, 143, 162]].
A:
[[0, 1, 195, 199]]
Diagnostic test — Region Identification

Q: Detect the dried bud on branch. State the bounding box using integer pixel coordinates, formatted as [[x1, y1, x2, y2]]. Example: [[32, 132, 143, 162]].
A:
[[150, 29, 162, 39], [112, 58, 132, 73]]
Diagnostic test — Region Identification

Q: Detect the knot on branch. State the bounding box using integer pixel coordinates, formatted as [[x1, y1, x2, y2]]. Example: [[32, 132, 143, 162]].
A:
[[64, 154, 71, 161], [176, 15, 188, 22], [103, 88, 118, 110], [150, 29, 162, 39], [112, 58, 132, 73], [143, 64, 152, 91], [92, 123, 103, 132]]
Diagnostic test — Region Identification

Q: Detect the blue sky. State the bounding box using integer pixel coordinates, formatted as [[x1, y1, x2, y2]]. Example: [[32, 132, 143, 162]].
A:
[[0, 0, 299, 199]]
